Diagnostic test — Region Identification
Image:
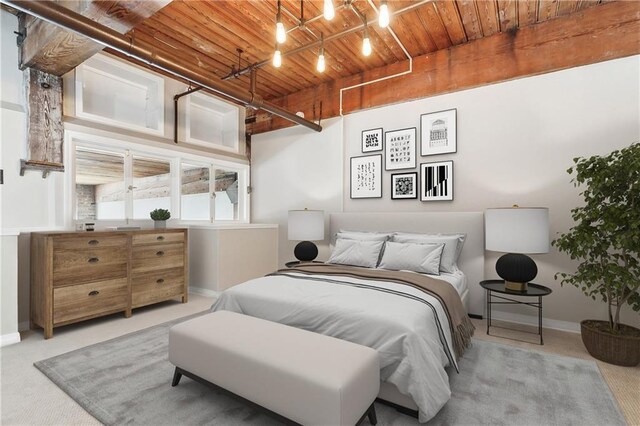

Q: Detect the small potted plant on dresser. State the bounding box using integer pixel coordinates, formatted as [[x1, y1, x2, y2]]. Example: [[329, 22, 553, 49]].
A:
[[553, 143, 640, 366], [150, 208, 171, 229]]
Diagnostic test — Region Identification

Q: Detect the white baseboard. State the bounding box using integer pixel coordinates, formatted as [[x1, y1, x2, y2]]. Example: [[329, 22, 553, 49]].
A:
[[491, 310, 580, 333], [189, 287, 220, 299], [0, 332, 21, 347]]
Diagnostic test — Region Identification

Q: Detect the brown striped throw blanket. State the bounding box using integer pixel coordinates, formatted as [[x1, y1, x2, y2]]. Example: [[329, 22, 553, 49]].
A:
[[282, 263, 475, 360]]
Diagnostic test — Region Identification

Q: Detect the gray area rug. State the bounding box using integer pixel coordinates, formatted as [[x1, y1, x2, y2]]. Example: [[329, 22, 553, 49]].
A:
[[35, 312, 625, 426]]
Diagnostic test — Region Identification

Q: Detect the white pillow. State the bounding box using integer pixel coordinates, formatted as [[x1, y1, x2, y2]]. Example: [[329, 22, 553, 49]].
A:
[[378, 242, 444, 275], [336, 230, 392, 242], [327, 238, 385, 268], [391, 233, 466, 273]]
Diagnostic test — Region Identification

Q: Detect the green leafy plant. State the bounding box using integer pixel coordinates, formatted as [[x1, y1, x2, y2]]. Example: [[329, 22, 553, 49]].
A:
[[150, 208, 171, 221], [552, 143, 640, 333]]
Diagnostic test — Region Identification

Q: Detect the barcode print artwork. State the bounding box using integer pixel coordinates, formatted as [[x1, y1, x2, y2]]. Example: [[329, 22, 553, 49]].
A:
[[421, 160, 453, 201], [425, 164, 448, 197]]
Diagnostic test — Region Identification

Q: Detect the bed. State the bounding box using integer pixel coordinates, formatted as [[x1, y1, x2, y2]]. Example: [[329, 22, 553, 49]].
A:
[[211, 212, 484, 423]]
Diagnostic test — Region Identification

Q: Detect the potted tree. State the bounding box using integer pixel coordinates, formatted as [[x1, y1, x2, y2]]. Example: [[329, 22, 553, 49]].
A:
[[150, 208, 171, 229], [553, 143, 640, 366]]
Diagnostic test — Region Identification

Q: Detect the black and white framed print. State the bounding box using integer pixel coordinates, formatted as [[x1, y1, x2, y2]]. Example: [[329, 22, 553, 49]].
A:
[[420, 109, 457, 156], [350, 154, 382, 199], [385, 127, 417, 170], [420, 160, 453, 201], [362, 128, 383, 152], [391, 172, 418, 200]]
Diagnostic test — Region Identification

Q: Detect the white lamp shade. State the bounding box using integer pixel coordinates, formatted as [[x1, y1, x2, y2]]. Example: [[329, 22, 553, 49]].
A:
[[485, 207, 549, 254], [288, 210, 325, 241]]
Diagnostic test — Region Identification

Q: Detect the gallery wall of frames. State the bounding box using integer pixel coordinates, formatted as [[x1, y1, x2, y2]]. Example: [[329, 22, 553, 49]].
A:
[[350, 108, 457, 202]]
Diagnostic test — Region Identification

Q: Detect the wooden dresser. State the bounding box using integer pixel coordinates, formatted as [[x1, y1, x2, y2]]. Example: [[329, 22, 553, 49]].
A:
[[31, 229, 188, 338]]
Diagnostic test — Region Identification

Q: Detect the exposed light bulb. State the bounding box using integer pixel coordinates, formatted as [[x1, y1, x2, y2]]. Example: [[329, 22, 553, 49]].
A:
[[317, 54, 326, 73], [276, 21, 286, 44], [362, 33, 372, 56], [323, 0, 335, 20], [379, 1, 390, 28], [273, 48, 282, 68]]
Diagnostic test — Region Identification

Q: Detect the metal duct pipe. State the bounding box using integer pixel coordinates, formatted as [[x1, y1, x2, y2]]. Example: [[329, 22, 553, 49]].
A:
[[4, 0, 322, 132]]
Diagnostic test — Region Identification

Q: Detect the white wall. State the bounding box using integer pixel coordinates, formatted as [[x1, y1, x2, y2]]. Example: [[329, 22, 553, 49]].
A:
[[251, 56, 640, 329], [252, 117, 343, 267], [1, 10, 65, 342]]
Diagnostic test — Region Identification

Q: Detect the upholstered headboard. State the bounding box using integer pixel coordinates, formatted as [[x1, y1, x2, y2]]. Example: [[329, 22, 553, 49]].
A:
[[329, 212, 485, 316]]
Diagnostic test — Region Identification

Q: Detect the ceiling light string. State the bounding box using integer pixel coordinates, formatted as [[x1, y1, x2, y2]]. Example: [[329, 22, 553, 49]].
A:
[[273, 43, 282, 68], [362, 20, 372, 57], [317, 32, 326, 73], [276, 0, 286, 44], [379, 0, 390, 28], [324, 0, 335, 20]]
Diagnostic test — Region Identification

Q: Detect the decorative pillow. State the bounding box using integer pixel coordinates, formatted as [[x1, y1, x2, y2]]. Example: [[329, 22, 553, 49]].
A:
[[378, 242, 444, 275], [391, 233, 466, 273], [336, 230, 392, 242], [327, 238, 385, 268]]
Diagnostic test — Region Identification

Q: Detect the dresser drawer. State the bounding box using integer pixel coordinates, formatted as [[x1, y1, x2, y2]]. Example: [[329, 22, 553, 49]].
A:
[[132, 268, 184, 308], [132, 232, 184, 246], [54, 235, 128, 251], [132, 243, 184, 273], [53, 278, 128, 325], [53, 247, 128, 286]]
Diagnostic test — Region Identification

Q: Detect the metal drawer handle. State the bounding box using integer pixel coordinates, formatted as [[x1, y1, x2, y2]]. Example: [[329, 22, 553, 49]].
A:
[[156, 278, 165, 284], [156, 251, 165, 256], [88, 290, 99, 296], [88, 240, 99, 246], [157, 236, 165, 241], [88, 257, 99, 263]]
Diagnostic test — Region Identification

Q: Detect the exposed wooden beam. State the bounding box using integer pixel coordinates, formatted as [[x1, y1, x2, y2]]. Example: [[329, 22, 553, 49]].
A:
[[249, 1, 640, 135], [18, 0, 171, 76]]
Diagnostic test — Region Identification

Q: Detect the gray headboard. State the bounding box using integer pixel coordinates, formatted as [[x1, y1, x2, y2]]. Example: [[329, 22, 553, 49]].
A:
[[329, 212, 485, 316]]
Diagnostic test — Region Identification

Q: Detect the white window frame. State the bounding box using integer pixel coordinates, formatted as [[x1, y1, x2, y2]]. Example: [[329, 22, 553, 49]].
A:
[[74, 53, 165, 137], [65, 130, 250, 228]]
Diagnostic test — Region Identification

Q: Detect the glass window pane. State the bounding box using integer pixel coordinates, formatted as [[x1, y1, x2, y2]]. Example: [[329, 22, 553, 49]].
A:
[[181, 163, 210, 221], [214, 169, 239, 221], [132, 156, 171, 219], [75, 148, 125, 220]]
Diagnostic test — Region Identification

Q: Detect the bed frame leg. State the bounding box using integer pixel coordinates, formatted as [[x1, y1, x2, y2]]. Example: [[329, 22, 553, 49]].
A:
[[171, 367, 182, 387], [367, 403, 377, 425]]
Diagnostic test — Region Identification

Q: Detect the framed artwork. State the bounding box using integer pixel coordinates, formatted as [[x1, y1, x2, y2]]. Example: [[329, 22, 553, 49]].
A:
[[420, 160, 453, 201], [350, 154, 382, 199], [362, 128, 383, 152], [385, 127, 417, 170], [420, 108, 457, 156], [391, 172, 418, 200]]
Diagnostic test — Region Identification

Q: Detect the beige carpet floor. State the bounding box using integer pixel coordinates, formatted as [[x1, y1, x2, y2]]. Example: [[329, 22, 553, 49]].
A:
[[1, 294, 637, 425]]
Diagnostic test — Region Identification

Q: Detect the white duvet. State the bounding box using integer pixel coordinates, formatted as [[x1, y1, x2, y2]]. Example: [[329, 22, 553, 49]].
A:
[[211, 271, 459, 423]]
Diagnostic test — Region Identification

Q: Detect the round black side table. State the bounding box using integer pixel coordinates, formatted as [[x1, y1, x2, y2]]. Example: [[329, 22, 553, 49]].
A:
[[480, 279, 552, 345], [285, 260, 325, 268]]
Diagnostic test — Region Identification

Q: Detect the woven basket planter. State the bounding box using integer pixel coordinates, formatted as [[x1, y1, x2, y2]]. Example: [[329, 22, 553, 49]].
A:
[[581, 320, 640, 367]]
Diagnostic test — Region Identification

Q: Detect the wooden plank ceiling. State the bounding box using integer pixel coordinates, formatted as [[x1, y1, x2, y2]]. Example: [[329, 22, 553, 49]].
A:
[[124, 0, 608, 103]]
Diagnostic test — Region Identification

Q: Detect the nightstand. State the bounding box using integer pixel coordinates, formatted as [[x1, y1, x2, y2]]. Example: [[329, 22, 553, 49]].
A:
[[285, 260, 325, 268], [480, 279, 552, 345]]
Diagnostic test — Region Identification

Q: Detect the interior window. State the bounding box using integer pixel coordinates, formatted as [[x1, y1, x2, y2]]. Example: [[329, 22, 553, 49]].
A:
[[181, 162, 210, 221], [75, 147, 125, 220], [214, 168, 239, 221], [131, 155, 171, 219]]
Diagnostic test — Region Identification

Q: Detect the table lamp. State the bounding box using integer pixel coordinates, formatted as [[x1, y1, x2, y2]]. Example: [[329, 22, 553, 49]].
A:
[[485, 206, 549, 291], [288, 209, 325, 262]]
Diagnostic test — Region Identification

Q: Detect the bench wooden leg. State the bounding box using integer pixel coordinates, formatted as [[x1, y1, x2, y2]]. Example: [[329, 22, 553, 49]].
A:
[[367, 403, 377, 425], [171, 367, 182, 387]]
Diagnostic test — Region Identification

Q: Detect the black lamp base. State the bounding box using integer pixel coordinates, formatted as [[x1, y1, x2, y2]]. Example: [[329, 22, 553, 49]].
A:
[[496, 253, 537, 292], [294, 241, 318, 262]]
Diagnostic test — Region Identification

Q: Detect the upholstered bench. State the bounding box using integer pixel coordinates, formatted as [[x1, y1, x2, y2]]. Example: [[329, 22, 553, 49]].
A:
[[169, 311, 380, 426]]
